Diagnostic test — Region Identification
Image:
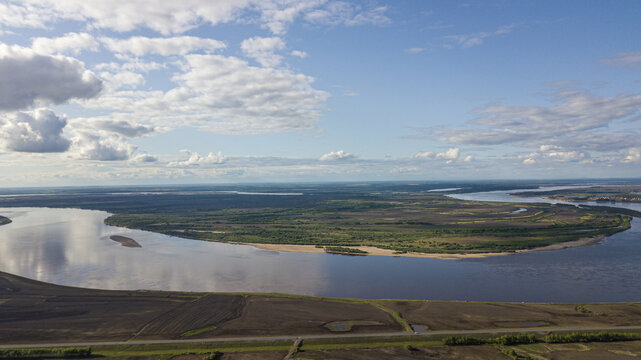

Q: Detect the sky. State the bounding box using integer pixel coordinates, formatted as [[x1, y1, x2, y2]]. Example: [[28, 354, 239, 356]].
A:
[[0, 0, 640, 186]]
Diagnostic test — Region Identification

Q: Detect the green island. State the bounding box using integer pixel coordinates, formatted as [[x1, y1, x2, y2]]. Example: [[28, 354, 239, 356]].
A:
[[2, 271, 641, 359], [104, 192, 635, 255], [512, 185, 641, 203], [0, 215, 10, 226]]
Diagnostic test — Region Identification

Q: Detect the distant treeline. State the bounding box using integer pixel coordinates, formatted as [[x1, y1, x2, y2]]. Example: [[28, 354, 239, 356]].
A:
[[0, 347, 91, 359], [443, 332, 641, 346]]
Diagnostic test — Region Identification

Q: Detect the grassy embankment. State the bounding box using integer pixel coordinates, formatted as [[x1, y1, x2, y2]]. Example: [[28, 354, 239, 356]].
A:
[[105, 193, 635, 254]]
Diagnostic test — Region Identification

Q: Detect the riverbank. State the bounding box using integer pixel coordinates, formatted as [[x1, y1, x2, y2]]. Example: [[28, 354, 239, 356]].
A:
[[240, 234, 607, 260]]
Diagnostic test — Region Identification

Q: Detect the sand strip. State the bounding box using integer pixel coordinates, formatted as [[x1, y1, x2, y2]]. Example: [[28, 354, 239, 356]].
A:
[[238, 235, 606, 260]]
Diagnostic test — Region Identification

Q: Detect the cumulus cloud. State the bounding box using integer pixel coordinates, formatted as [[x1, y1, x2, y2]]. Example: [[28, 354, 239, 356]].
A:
[[438, 91, 641, 152], [101, 36, 225, 56], [32, 32, 99, 55], [71, 132, 135, 161], [89, 54, 329, 134], [169, 151, 226, 166], [0, 109, 70, 152], [518, 145, 589, 165], [240, 36, 285, 67], [291, 50, 308, 58], [3, 1, 389, 36], [436, 148, 459, 160], [0, 43, 102, 111], [319, 150, 354, 161], [414, 151, 433, 159], [131, 152, 158, 162]]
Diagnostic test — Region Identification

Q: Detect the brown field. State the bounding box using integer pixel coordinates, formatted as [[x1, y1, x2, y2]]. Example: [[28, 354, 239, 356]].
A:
[[510, 340, 641, 359], [3, 271, 641, 360], [214, 296, 402, 336], [379, 300, 641, 331], [0, 272, 400, 343]]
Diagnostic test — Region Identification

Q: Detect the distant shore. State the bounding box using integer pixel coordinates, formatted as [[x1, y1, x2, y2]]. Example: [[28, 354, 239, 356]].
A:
[[238, 235, 606, 260]]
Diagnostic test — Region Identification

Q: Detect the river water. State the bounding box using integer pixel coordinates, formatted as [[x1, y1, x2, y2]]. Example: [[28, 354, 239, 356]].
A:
[[0, 188, 639, 301]]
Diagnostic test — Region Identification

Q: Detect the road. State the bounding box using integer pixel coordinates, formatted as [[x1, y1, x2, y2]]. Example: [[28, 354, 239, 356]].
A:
[[2, 325, 641, 349]]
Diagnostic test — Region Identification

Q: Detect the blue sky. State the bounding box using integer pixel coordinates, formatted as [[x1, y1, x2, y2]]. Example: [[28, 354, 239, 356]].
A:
[[0, 0, 640, 186]]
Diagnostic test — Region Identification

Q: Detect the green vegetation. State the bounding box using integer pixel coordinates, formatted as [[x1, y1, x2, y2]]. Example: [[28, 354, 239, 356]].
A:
[[180, 324, 218, 337], [544, 331, 641, 343], [104, 192, 632, 254], [575, 304, 593, 314], [0, 347, 91, 359], [443, 332, 641, 347], [443, 334, 537, 346], [324, 246, 368, 255], [0, 216, 10, 226]]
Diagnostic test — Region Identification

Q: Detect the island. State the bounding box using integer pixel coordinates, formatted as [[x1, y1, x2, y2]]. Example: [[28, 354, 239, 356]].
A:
[[104, 192, 636, 258], [512, 185, 641, 203], [0, 215, 10, 226], [109, 235, 142, 248]]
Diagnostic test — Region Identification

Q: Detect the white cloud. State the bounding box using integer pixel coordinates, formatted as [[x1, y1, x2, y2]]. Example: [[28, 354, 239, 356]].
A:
[[131, 152, 158, 163], [241, 36, 285, 67], [169, 151, 226, 166], [436, 148, 459, 160], [414, 151, 433, 159], [523, 158, 535, 165], [438, 91, 641, 152], [404, 47, 424, 54], [87, 54, 329, 134], [319, 150, 354, 161], [305, 2, 390, 27], [624, 148, 641, 163], [600, 51, 641, 69], [0, 43, 103, 111], [32, 32, 99, 55], [445, 24, 515, 49], [0, 109, 70, 152], [291, 50, 308, 58], [101, 36, 225, 56], [3, 1, 389, 36], [71, 132, 135, 161], [463, 155, 473, 162]]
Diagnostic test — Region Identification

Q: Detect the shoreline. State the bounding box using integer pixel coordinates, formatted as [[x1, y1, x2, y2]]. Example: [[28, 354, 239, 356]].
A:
[[236, 235, 606, 260]]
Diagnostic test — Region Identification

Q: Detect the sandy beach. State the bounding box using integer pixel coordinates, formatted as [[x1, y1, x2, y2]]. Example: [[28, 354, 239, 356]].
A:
[[239, 235, 606, 260]]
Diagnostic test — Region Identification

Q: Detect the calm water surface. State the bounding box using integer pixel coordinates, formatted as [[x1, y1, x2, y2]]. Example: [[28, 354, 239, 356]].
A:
[[0, 187, 639, 301]]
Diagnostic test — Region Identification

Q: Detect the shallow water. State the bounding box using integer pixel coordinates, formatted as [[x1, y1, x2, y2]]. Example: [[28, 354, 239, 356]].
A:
[[0, 187, 639, 301]]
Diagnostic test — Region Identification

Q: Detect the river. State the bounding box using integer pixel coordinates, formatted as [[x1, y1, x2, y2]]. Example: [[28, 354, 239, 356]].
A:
[[0, 187, 639, 301]]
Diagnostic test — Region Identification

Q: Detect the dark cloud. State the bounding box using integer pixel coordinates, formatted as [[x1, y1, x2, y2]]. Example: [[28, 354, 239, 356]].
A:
[[0, 109, 70, 152], [0, 45, 102, 110]]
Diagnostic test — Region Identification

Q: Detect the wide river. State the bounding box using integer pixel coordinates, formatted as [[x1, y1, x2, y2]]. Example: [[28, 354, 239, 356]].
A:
[[0, 187, 639, 302]]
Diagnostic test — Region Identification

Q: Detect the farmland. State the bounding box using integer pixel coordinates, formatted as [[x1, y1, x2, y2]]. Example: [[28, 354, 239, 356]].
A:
[[2, 271, 641, 359]]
